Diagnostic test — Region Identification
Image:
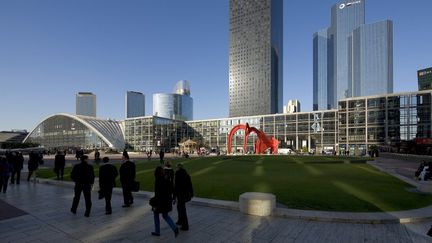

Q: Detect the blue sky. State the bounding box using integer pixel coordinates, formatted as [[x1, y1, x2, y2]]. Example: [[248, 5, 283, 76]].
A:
[[0, 0, 431, 131]]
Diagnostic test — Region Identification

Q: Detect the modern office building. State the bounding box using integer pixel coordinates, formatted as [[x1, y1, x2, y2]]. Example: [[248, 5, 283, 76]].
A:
[[350, 20, 393, 97], [76, 92, 96, 117], [229, 0, 283, 117], [331, 0, 365, 106], [418, 67, 432, 91], [314, 0, 393, 110], [24, 113, 124, 150], [313, 28, 333, 111], [126, 91, 145, 118], [153, 81, 193, 121], [284, 100, 301, 114]]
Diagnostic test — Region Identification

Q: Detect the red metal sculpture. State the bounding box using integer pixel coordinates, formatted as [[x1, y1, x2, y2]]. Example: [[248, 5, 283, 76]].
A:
[[227, 123, 279, 155]]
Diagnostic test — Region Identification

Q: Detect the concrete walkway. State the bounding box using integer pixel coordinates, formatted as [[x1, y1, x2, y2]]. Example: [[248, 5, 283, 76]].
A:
[[1, 182, 431, 242]]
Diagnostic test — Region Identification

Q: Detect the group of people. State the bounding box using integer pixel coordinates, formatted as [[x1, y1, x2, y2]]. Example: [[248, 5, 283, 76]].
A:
[[70, 151, 193, 238], [0, 151, 44, 194], [416, 161, 432, 181]]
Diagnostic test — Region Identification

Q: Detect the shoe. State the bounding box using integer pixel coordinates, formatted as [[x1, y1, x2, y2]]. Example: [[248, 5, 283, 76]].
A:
[[122, 204, 130, 208], [70, 209, 76, 215], [174, 228, 179, 238], [151, 232, 160, 237], [106, 211, 112, 215], [176, 221, 181, 225], [84, 212, 90, 217], [180, 227, 189, 231]]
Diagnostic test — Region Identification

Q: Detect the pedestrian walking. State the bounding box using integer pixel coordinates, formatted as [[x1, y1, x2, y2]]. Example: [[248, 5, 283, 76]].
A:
[[163, 161, 174, 186], [159, 149, 165, 164], [27, 151, 40, 182], [70, 155, 95, 217], [173, 163, 193, 231], [0, 157, 14, 193], [11, 152, 24, 184], [99, 157, 118, 214], [120, 153, 136, 207], [54, 151, 66, 180], [150, 166, 179, 237]]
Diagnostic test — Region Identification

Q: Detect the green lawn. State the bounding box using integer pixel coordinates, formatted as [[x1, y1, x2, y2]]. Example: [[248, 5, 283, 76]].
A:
[[37, 156, 432, 212]]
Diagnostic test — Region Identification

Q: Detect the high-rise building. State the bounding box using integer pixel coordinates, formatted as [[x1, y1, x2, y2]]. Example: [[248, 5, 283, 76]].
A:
[[125, 91, 145, 118], [313, 0, 393, 110], [350, 20, 393, 97], [229, 0, 283, 117], [418, 67, 432, 91], [153, 80, 193, 121], [331, 0, 365, 106], [76, 92, 96, 117], [283, 100, 301, 114], [313, 28, 333, 111]]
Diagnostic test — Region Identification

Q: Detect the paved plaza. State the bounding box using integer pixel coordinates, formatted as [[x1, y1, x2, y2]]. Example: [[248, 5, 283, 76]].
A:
[[0, 179, 431, 243]]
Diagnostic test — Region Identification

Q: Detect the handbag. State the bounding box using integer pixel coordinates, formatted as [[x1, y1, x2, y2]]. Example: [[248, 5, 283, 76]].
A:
[[427, 226, 432, 237], [149, 197, 159, 207], [132, 181, 140, 192]]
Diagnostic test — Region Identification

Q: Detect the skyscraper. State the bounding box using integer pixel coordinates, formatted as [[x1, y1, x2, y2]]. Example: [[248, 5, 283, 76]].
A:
[[153, 80, 193, 121], [229, 0, 283, 117], [313, 0, 393, 110], [283, 100, 301, 114], [76, 92, 96, 117], [125, 91, 145, 118], [313, 28, 333, 111], [418, 67, 432, 91], [331, 0, 365, 107], [350, 20, 393, 97]]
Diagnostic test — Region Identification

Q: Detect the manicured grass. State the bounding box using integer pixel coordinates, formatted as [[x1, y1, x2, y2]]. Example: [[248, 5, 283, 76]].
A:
[[37, 156, 432, 212]]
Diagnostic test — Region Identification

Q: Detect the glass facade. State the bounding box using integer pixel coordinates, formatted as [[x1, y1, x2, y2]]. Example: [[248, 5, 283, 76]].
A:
[[338, 91, 432, 155], [126, 91, 145, 118], [313, 28, 333, 111], [76, 92, 96, 117], [350, 20, 393, 97], [331, 0, 365, 106], [229, 0, 283, 117], [153, 93, 193, 121], [24, 114, 124, 150], [418, 67, 432, 91]]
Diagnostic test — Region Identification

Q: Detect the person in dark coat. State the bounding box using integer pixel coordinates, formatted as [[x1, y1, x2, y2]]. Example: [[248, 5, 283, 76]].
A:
[[119, 153, 136, 207], [11, 152, 24, 184], [54, 151, 66, 180], [99, 157, 118, 214], [163, 161, 174, 186], [70, 155, 95, 217], [0, 157, 14, 193], [159, 149, 165, 164], [151, 166, 179, 237], [27, 151, 40, 182], [173, 163, 193, 231]]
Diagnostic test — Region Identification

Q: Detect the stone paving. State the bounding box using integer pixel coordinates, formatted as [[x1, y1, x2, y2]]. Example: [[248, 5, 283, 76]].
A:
[[1, 182, 431, 243]]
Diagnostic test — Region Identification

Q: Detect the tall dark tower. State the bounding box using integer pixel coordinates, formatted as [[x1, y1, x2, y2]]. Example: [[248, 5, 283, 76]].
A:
[[229, 0, 283, 117]]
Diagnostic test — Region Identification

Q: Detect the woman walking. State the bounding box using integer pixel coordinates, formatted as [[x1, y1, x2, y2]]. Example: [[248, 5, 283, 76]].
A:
[[151, 166, 179, 238]]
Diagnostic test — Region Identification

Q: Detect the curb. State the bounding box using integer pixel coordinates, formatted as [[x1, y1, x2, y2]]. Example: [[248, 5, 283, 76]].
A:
[[36, 179, 432, 224]]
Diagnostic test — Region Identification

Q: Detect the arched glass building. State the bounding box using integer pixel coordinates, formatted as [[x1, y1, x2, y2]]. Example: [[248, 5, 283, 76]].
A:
[[24, 113, 125, 150]]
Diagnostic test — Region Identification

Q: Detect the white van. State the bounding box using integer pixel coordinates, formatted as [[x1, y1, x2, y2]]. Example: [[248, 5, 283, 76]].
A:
[[278, 148, 293, 155]]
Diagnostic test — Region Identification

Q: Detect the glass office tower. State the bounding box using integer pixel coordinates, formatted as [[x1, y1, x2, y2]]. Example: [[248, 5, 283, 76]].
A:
[[331, 0, 365, 107], [313, 28, 333, 111], [350, 20, 393, 97], [229, 0, 283, 117], [76, 92, 96, 117], [126, 91, 145, 118], [153, 81, 193, 121], [418, 67, 432, 91]]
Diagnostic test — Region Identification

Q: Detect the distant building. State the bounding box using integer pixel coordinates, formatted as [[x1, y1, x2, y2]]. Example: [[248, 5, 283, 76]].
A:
[[283, 100, 301, 114], [418, 67, 432, 91], [125, 91, 145, 118], [76, 92, 96, 117], [313, 0, 393, 110], [229, 0, 283, 117], [0, 131, 28, 147], [153, 80, 193, 121]]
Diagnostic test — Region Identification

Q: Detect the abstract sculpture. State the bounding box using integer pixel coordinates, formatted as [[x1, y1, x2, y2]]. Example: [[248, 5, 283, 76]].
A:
[[227, 123, 279, 155]]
